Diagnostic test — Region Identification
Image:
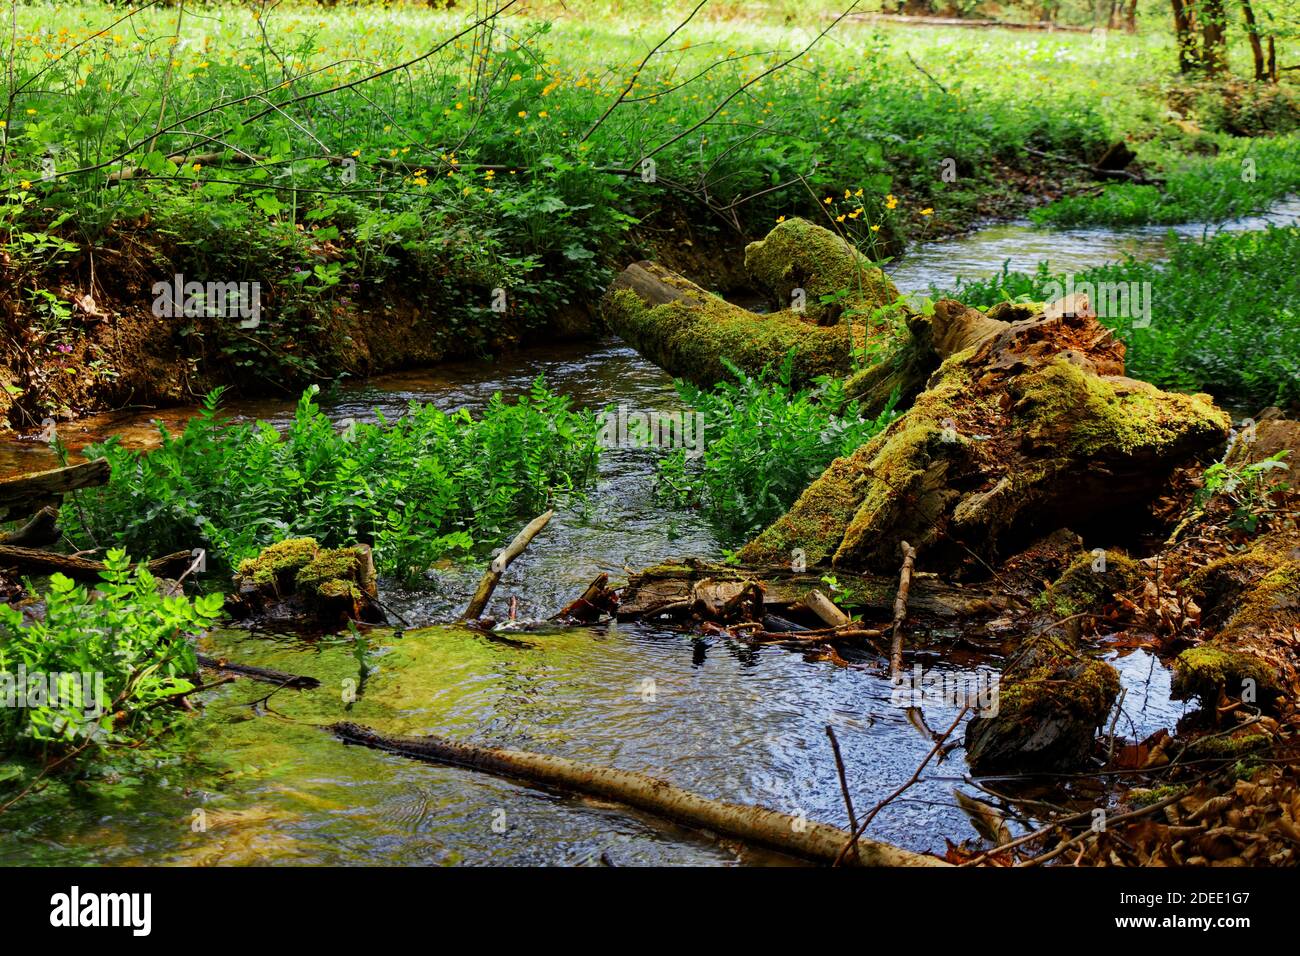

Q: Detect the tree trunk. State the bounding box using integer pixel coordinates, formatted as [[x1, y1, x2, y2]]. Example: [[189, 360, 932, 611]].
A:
[[1124, 0, 1139, 32], [331, 721, 948, 867], [1170, 0, 1200, 73], [1200, 0, 1229, 74], [1240, 0, 1267, 80]]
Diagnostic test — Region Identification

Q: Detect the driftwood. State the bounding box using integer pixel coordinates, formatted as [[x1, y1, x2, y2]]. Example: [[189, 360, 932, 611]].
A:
[[804, 589, 850, 628], [0, 546, 192, 582], [331, 721, 946, 867], [553, 572, 619, 623], [617, 560, 1007, 623], [0, 506, 60, 548], [890, 541, 918, 678], [463, 510, 554, 620], [196, 654, 321, 690], [0, 460, 109, 522]]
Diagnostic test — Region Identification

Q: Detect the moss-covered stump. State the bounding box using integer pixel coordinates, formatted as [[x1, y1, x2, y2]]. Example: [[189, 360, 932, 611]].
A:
[[740, 304, 1231, 574], [1032, 549, 1144, 619], [1173, 554, 1298, 712], [965, 635, 1121, 773], [742, 217, 898, 325], [229, 537, 384, 630]]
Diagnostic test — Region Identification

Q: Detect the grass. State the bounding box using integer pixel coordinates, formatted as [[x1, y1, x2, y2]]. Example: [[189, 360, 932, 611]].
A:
[[935, 225, 1300, 409], [8, 3, 1277, 420]]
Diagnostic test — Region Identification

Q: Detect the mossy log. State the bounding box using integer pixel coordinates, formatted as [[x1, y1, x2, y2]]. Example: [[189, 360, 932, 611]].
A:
[[600, 218, 901, 390], [740, 302, 1231, 575], [965, 634, 1121, 773], [332, 720, 947, 867]]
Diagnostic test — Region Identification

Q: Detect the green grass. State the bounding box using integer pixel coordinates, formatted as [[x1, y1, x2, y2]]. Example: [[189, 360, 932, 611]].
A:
[[60, 380, 603, 581], [934, 226, 1300, 409]]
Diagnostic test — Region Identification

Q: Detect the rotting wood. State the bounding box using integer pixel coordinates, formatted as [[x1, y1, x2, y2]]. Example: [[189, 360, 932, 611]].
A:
[[196, 654, 321, 690], [462, 510, 554, 620], [0, 506, 60, 548], [0, 546, 192, 582], [0, 460, 110, 522], [331, 721, 947, 867], [804, 588, 851, 628]]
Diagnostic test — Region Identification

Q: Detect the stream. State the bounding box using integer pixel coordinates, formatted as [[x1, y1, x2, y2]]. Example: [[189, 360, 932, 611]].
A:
[[8, 205, 1295, 865]]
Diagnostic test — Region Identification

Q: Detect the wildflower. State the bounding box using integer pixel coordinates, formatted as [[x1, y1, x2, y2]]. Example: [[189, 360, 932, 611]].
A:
[[920, 208, 934, 216], [775, 215, 785, 223], [20, 180, 31, 189], [823, 196, 832, 205], [192, 163, 202, 173], [517, 110, 528, 118], [25, 108, 36, 115], [836, 214, 845, 222], [884, 194, 898, 210], [351, 149, 360, 157], [870, 224, 881, 232]]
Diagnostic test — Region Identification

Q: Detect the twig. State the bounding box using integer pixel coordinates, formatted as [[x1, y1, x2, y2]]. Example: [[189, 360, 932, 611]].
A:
[[462, 510, 554, 620], [826, 725, 859, 834], [890, 540, 917, 678]]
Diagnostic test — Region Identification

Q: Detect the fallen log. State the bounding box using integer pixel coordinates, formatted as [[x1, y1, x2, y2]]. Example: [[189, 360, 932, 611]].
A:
[[617, 560, 1008, 622], [0, 546, 192, 582], [804, 589, 850, 628], [463, 510, 553, 620], [331, 721, 946, 867], [890, 541, 918, 678], [196, 654, 321, 690], [601, 218, 899, 390], [0, 459, 109, 522], [0, 506, 60, 548], [1024, 145, 1165, 186], [740, 299, 1230, 574]]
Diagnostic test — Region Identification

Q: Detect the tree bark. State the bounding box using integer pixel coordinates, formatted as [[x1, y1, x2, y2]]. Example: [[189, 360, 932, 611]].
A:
[[1200, 0, 1229, 74], [331, 721, 948, 866], [1170, 0, 1200, 73], [1240, 0, 1267, 81]]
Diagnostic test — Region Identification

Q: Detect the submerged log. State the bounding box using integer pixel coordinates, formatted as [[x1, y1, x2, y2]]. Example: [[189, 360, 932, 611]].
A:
[[196, 654, 321, 690], [331, 721, 946, 867], [0, 459, 109, 522], [601, 218, 899, 390], [0, 546, 192, 582], [740, 300, 1231, 575]]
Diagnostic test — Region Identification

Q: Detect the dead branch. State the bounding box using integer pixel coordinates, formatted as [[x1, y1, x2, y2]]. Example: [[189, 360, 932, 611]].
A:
[[462, 510, 554, 620], [890, 541, 918, 678]]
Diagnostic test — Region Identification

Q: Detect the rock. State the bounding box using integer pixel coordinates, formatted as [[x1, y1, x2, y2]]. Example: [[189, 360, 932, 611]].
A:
[[229, 537, 384, 630], [965, 634, 1120, 773], [740, 303, 1232, 574]]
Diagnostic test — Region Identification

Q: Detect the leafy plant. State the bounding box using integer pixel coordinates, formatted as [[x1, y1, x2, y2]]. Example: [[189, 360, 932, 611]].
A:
[[0, 550, 224, 756], [62, 381, 602, 582], [1195, 451, 1291, 534], [656, 353, 899, 541]]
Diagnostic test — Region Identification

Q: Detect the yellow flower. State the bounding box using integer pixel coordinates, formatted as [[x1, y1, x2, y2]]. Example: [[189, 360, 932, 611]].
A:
[[350, 148, 360, 157], [413, 176, 428, 187], [823, 196, 832, 205], [517, 110, 528, 118], [192, 163, 202, 173], [884, 194, 898, 210], [20, 180, 31, 189], [843, 188, 851, 199], [870, 224, 881, 232], [854, 188, 863, 197], [25, 108, 36, 115], [920, 208, 934, 216], [835, 214, 845, 222], [775, 215, 786, 223]]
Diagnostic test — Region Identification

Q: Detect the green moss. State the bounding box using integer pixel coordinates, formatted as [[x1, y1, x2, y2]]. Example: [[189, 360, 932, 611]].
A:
[[235, 537, 320, 589], [1126, 783, 1188, 807], [997, 635, 1121, 722], [1013, 358, 1230, 459], [1184, 732, 1270, 760], [1032, 549, 1142, 618], [1171, 645, 1280, 705], [1223, 561, 1300, 635], [743, 217, 898, 323], [602, 285, 861, 390], [295, 546, 367, 596]]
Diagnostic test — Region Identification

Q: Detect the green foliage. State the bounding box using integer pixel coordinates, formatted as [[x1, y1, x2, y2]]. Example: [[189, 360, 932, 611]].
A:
[[1031, 138, 1300, 227], [1196, 451, 1291, 534], [935, 226, 1300, 407], [656, 354, 899, 542], [0, 550, 224, 755], [62, 382, 602, 582]]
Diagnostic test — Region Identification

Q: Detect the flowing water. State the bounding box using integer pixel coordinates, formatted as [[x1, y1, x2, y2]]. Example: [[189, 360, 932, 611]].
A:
[[9, 204, 1279, 865]]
